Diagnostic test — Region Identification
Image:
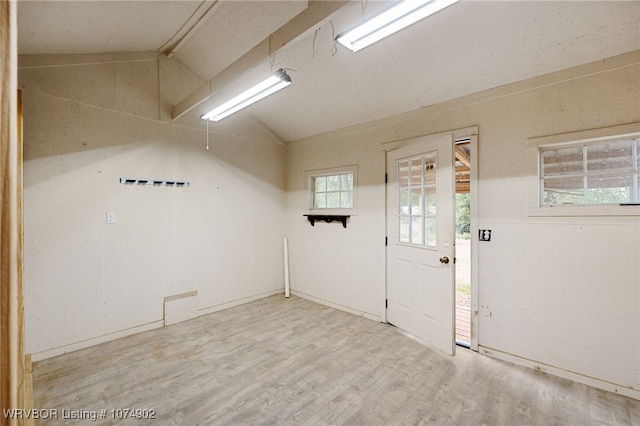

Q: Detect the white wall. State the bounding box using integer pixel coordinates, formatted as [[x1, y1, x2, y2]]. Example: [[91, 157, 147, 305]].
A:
[[21, 53, 286, 359], [285, 51, 640, 397], [286, 138, 386, 321]]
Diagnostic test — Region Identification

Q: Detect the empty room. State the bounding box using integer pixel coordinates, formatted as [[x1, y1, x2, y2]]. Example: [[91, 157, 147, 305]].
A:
[[2, 0, 640, 424]]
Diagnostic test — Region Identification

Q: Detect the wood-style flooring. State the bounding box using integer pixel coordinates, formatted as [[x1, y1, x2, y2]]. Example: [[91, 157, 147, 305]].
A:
[[33, 295, 639, 425]]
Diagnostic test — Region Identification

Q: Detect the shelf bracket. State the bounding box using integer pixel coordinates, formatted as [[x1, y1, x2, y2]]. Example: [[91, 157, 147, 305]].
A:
[[303, 215, 350, 228]]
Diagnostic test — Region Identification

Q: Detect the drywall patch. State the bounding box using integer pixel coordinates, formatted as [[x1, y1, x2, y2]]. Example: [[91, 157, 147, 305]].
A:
[[163, 291, 198, 326]]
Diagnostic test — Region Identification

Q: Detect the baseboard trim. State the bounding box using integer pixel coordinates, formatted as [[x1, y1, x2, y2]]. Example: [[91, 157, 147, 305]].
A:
[[30, 321, 165, 362], [30, 290, 286, 363], [479, 345, 640, 401], [198, 289, 283, 317], [291, 290, 382, 323]]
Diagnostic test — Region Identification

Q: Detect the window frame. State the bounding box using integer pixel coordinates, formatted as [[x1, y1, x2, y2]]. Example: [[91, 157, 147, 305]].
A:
[[306, 165, 358, 216], [527, 123, 640, 217]]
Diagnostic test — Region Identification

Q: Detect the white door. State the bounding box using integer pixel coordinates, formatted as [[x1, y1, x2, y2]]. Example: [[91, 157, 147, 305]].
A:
[[386, 134, 456, 355]]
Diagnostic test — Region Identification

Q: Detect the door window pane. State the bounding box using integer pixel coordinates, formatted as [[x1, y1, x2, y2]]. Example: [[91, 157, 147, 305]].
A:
[[396, 152, 437, 247], [411, 158, 423, 185], [411, 187, 423, 215], [425, 218, 437, 246], [425, 187, 437, 216], [399, 216, 410, 243], [398, 161, 410, 187], [424, 160, 436, 185], [411, 217, 423, 245], [399, 188, 410, 215]]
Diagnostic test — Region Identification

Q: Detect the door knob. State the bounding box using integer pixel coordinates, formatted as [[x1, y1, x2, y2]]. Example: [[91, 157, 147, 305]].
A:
[[439, 256, 450, 264]]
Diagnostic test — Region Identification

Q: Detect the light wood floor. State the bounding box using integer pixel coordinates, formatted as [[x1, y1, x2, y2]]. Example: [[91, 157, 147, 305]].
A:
[[33, 295, 639, 425]]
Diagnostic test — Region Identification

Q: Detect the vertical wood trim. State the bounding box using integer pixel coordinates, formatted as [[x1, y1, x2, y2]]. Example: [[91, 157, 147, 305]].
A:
[[17, 90, 26, 426], [0, 0, 9, 415], [1, 0, 24, 424]]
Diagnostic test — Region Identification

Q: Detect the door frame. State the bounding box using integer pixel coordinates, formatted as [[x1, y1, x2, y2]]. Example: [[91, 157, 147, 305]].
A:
[[383, 126, 479, 351], [457, 134, 479, 351]]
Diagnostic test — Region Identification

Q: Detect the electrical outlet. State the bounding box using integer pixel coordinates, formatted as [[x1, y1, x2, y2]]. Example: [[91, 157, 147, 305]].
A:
[[106, 211, 116, 224]]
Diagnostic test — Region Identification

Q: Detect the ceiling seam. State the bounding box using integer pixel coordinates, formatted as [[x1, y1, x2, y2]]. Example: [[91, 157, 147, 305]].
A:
[[21, 88, 283, 145], [101, 4, 129, 51], [18, 52, 160, 69]]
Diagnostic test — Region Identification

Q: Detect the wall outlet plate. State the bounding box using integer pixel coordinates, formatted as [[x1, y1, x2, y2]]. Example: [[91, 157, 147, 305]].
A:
[[106, 211, 116, 224], [479, 229, 491, 241]]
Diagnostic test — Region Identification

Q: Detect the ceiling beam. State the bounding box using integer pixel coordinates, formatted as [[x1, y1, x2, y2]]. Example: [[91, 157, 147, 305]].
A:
[[172, 0, 350, 120]]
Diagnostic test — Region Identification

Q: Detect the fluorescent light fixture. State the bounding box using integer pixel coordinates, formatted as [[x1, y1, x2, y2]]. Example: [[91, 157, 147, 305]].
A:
[[201, 68, 292, 122], [336, 0, 458, 53]]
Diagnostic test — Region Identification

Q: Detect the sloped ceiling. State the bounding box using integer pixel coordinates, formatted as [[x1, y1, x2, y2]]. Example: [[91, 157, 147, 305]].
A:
[[17, 0, 640, 142]]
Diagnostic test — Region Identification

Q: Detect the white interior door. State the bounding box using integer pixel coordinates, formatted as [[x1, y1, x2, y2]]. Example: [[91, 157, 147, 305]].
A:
[[386, 134, 455, 355]]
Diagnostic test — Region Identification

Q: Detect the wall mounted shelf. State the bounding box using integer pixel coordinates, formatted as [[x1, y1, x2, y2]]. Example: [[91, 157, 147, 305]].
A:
[[303, 214, 350, 228]]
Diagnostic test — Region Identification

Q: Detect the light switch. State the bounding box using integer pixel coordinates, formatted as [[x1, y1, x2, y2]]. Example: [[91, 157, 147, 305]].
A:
[[106, 211, 116, 224]]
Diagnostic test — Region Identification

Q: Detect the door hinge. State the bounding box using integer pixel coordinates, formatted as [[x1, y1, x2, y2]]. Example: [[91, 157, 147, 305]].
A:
[[385, 299, 388, 308], [384, 173, 388, 184], [385, 236, 388, 246]]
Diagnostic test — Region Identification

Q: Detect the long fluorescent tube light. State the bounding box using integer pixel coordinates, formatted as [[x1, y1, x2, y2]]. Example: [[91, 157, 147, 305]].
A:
[[201, 68, 292, 122], [336, 0, 458, 53]]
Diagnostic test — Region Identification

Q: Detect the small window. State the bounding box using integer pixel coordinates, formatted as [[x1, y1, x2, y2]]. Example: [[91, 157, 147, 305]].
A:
[[527, 123, 640, 216], [313, 173, 353, 209], [540, 138, 639, 206], [307, 166, 357, 214]]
